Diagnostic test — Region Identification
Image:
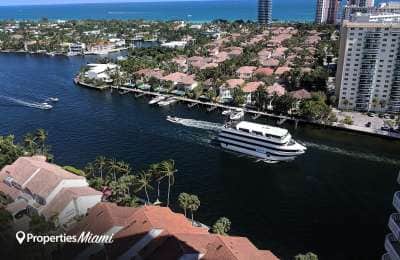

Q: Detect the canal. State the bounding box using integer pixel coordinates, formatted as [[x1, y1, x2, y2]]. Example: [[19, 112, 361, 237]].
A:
[[0, 53, 399, 259]]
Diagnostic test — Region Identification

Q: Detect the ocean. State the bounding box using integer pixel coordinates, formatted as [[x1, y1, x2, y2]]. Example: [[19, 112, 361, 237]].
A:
[[0, 0, 316, 22]]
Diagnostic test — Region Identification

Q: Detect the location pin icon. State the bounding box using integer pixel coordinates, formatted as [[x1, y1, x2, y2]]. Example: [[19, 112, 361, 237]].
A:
[[16, 231, 26, 245]]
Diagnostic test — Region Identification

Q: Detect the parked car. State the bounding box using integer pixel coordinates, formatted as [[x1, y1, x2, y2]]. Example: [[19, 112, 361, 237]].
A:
[[378, 113, 385, 118], [381, 126, 390, 131], [368, 112, 376, 117], [384, 114, 391, 119]]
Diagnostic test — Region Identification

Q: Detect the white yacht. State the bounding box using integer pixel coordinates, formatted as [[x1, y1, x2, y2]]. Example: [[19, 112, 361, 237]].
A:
[[149, 95, 167, 105], [217, 121, 306, 162], [158, 97, 178, 107]]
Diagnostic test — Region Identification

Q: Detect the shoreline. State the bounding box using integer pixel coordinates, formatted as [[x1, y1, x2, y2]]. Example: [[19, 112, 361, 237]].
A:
[[75, 79, 400, 140]]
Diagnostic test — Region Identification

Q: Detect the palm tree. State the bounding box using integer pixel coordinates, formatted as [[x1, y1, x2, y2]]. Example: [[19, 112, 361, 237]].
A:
[[178, 192, 191, 217], [23, 133, 37, 155], [135, 171, 153, 204], [35, 129, 48, 155], [159, 160, 178, 207], [107, 158, 121, 182], [95, 156, 107, 180], [84, 162, 96, 178], [187, 194, 200, 225], [148, 163, 163, 204]]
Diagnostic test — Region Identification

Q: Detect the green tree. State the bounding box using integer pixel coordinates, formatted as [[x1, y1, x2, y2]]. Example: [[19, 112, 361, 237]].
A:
[[159, 160, 177, 207], [232, 87, 246, 106], [94, 156, 107, 180], [294, 252, 318, 260], [187, 194, 200, 225], [178, 192, 191, 217], [135, 171, 153, 204], [211, 217, 231, 235], [300, 92, 331, 122]]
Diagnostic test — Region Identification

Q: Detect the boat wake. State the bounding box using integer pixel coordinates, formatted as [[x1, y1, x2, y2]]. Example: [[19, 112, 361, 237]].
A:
[[168, 117, 400, 166], [302, 141, 400, 166], [168, 117, 223, 132], [0, 95, 52, 110]]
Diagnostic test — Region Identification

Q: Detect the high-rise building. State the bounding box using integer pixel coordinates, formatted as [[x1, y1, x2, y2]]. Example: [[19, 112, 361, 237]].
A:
[[343, 2, 400, 21], [258, 0, 272, 25], [336, 13, 400, 112], [346, 0, 374, 7], [315, 0, 341, 24]]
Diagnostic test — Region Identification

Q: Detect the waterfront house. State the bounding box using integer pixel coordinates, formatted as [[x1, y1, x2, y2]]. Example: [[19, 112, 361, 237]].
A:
[[219, 79, 245, 103], [134, 68, 165, 82], [289, 89, 312, 112], [267, 83, 286, 97], [236, 66, 257, 80], [0, 156, 102, 226], [243, 82, 265, 105], [85, 63, 118, 82], [68, 42, 86, 56], [65, 203, 278, 260], [162, 72, 198, 92], [161, 41, 187, 49]]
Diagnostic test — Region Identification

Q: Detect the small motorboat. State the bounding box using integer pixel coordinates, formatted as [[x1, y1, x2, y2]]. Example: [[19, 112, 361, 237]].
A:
[[158, 97, 178, 107], [230, 109, 245, 121], [41, 103, 53, 110], [166, 116, 181, 123], [149, 95, 167, 105], [222, 109, 232, 116], [47, 97, 59, 102]]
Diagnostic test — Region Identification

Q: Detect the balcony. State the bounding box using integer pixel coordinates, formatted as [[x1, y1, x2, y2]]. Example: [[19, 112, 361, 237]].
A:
[[382, 253, 392, 260], [393, 192, 400, 213], [389, 213, 400, 240], [385, 234, 400, 260]]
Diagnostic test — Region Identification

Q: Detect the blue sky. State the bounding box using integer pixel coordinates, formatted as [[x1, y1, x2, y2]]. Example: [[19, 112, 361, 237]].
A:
[[0, 0, 202, 6]]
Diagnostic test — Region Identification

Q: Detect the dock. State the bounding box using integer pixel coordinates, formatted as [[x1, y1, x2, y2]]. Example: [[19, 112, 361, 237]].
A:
[[74, 83, 400, 140]]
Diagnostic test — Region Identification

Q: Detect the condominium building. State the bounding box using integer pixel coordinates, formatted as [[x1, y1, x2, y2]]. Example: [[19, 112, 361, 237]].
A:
[[258, 0, 272, 25], [343, 1, 400, 21], [346, 0, 374, 7], [336, 13, 400, 112], [315, 0, 341, 24]]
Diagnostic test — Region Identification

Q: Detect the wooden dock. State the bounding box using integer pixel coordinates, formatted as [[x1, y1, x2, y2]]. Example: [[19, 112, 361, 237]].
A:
[[73, 84, 400, 140]]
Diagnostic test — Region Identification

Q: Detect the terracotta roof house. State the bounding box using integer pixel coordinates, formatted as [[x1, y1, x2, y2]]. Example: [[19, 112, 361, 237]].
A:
[[225, 46, 243, 58], [63, 203, 278, 260], [0, 156, 102, 226], [212, 51, 229, 63], [255, 67, 274, 77], [236, 66, 257, 80], [243, 82, 265, 105], [134, 68, 164, 80], [219, 79, 245, 103], [260, 58, 280, 68], [162, 72, 198, 91], [267, 83, 286, 97], [271, 47, 288, 59], [275, 66, 292, 75]]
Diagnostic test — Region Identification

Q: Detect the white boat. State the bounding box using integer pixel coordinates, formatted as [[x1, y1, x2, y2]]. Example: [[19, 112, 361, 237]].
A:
[[40, 103, 53, 110], [158, 97, 178, 107], [230, 109, 245, 121], [166, 116, 182, 123], [217, 121, 306, 162], [149, 95, 167, 105], [222, 110, 232, 116], [47, 97, 59, 102]]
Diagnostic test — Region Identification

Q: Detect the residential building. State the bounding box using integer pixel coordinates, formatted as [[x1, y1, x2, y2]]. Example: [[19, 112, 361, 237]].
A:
[[68, 42, 86, 56], [315, 0, 341, 24], [347, 0, 374, 7], [162, 72, 198, 91], [0, 156, 102, 226], [343, 2, 400, 21], [219, 79, 245, 103], [258, 0, 272, 25], [85, 63, 118, 82], [243, 82, 265, 105], [64, 203, 278, 260], [236, 66, 257, 80], [335, 13, 400, 112]]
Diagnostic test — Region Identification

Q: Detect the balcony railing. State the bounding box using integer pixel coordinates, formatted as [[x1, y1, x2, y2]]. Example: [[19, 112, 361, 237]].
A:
[[393, 192, 400, 213], [389, 213, 400, 240], [382, 253, 392, 260], [385, 234, 400, 260]]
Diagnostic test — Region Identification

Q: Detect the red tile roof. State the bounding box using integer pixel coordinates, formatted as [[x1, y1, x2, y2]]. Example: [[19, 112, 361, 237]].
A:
[[289, 89, 312, 100], [243, 82, 265, 93], [255, 67, 274, 76]]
